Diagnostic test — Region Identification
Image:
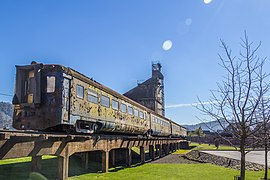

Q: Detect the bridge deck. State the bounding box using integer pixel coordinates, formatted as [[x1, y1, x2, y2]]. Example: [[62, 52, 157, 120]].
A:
[[0, 130, 188, 180]]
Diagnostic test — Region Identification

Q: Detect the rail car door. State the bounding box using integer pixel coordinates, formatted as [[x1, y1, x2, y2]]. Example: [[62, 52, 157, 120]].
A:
[[62, 77, 71, 122]]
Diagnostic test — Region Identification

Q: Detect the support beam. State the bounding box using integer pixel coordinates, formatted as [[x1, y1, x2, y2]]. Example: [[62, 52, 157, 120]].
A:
[[165, 144, 169, 155], [111, 149, 116, 167], [58, 156, 69, 180], [126, 148, 132, 167], [155, 145, 159, 157], [140, 146, 145, 164], [31, 155, 42, 172], [149, 145, 155, 160], [158, 145, 162, 157], [101, 151, 109, 173]]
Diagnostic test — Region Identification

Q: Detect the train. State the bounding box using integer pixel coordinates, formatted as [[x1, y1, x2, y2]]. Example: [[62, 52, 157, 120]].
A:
[[12, 62, 187, 137]]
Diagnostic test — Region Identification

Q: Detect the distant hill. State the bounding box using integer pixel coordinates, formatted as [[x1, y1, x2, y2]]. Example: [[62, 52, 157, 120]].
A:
[[183, 119, 228, 132], [0, 101, 13, 129]]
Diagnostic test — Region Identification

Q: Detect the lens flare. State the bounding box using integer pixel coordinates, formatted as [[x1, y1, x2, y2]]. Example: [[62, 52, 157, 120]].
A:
[[204, 0, 212, 4], [162, 40, 173, 51]]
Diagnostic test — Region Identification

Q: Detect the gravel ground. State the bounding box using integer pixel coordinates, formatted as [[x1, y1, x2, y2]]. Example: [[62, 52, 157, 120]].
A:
[[150, 154, 199, 164]]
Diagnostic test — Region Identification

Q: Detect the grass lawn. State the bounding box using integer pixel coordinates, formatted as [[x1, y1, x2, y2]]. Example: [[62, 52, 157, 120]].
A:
[[70, 163, 266, 180], [0, 155, 267, 180], [189, 142, 238, 151], [172, 142, 237, 155]]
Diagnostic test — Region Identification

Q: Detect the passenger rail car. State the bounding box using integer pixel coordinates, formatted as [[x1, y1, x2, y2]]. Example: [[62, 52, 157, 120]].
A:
[[12, 62, 187, 137]]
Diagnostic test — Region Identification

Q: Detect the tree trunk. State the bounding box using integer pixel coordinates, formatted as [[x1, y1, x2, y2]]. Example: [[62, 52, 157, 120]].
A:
[[240, 138, 246, 180], [264, 138, 268, 180]]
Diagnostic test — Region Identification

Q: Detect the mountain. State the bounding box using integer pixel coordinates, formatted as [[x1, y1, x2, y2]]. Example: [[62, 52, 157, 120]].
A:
[[183, 119, 228, 132], [0, 101, 13, 129]]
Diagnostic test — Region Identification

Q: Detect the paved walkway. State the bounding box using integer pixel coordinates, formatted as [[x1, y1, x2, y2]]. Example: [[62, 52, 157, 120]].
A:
[[202, 151, 270, 165]]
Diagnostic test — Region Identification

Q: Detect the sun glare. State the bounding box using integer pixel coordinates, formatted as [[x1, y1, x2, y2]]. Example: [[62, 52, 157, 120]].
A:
[[162, 40, 173, 51], [203, 0, 212, 4]]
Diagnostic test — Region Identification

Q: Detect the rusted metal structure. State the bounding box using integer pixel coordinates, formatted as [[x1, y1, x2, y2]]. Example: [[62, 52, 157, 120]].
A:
[[0, 130, 188, 180], [124, 62, 165, 116], [12, 62, 187, 137]]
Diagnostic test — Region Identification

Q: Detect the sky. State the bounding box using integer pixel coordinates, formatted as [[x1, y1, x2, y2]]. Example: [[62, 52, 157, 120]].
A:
[[0, 0, 270, 125]]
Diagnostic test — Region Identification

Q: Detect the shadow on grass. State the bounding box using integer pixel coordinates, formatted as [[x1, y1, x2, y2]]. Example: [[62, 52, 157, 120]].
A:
[[0, 158, 57, 180], [0, 154, 149, 179], [0, 156, 108, 180]]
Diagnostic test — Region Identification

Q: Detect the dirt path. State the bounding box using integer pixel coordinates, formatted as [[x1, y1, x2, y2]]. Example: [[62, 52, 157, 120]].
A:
[[150, 154, 199, 164]]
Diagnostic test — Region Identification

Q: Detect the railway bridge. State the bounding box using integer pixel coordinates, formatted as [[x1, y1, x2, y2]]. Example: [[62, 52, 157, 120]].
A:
[[0, 130, 188, 180]]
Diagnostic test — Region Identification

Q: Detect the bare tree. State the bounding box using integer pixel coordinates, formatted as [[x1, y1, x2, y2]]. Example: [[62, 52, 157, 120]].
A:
[[255, 97, 270, 180], [198, 32, 269, 180]]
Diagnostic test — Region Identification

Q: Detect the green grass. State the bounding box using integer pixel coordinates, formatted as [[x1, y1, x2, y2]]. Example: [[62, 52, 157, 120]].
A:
[[190, 143, 238, 151], [0, 155, 55, 165], [172, 149, 191, 155], [0, 155, 267, 180], [70, 163, 266, 180]]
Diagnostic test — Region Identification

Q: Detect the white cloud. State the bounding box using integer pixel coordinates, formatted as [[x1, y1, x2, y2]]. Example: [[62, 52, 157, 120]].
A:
[[165, 101, 218, 108]]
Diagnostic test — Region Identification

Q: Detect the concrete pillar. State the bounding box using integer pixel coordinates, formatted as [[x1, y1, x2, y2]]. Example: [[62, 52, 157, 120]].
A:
[[101, 151, 109, 173], [155, 145, 159, 157], [31, 156, 42, 172], [58, 155, 69, 180], [170, 143, 173, 152], [165, 144, 170, 155], [158, 145, 162, 157], [126, 148, 132, 167], [149, 145, 155, 160], [140, 146, 145, 164], [82, 152, 89, 170], [161, 144, 166, 156], [111, 149, 116, 167]]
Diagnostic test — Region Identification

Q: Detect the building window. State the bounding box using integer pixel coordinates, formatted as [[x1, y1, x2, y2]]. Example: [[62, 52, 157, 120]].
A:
[[76, 84, 84, 99], [87, 89, 98, 104], [101, 95, 110, 107], [128, 106, 133, 115], [134, 109, 138, 117], [121, 103, 127, 113], [112, 99, 119, 110], [46, 76, 55, 93]]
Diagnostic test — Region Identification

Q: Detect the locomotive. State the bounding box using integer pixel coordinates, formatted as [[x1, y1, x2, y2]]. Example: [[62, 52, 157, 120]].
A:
[[12, 62, 187, 137]]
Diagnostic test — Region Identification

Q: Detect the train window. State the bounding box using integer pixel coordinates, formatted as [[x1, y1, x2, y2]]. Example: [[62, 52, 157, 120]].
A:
[[101, 95, 110, 107], [145, 113, 148, 120], [112, 99, 119, 110], [134, 109, 138, 117], [46, 76, 55, 93], [87, 89, 98, 104], [139, 111, 144, 119], [128, 106, 133, 115], [121, 103, 127, 113], [76, 85, 84, 99]]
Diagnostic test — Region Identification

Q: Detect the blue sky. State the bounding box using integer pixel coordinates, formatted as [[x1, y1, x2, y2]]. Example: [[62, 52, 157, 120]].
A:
[[0, 0, 270, 125]]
